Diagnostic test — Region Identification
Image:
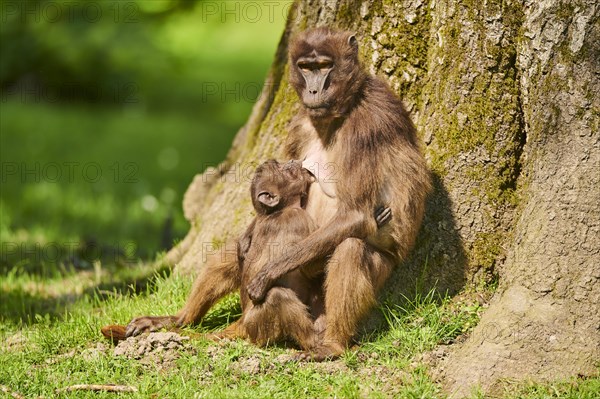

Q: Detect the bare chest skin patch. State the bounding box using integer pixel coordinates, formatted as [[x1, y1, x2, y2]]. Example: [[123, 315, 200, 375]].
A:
[[302, 144, 337, 198]]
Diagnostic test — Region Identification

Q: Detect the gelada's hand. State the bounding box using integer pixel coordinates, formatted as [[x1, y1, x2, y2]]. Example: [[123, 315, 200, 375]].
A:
[[247, 272, 271, 304]]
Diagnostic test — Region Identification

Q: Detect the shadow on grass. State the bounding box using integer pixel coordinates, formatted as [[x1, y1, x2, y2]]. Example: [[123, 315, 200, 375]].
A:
[[0, 262, 171, 325]]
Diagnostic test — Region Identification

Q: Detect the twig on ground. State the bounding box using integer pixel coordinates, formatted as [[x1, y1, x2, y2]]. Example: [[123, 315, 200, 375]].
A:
[[56, 384, 138, 393]]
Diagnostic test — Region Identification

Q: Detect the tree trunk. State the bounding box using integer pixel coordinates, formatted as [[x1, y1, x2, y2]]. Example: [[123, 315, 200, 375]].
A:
[[165, 0, 599, 394], [436, 0, 600, 395]]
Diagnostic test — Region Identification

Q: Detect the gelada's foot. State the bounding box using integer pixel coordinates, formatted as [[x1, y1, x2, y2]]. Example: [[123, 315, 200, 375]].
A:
[[294, 342, 345, 362], [101, 325, 127, 344], [124, 315, 179, 337]]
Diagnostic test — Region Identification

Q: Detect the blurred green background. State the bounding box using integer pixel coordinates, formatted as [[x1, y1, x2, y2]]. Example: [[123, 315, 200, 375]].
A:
[[0, 0, 288, 276]]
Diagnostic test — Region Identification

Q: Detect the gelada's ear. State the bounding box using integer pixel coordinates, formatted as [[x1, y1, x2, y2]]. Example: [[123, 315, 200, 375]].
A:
[[348, 34, 358, 49], [257, 191, 280, 208]]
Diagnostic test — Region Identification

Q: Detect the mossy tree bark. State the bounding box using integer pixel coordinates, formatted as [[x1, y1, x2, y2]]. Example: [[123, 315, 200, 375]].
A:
[[165, 0, 599, 394]]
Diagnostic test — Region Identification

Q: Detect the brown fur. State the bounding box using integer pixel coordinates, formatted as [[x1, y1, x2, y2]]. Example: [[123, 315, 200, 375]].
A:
[[120, 29, 430, 362], [234, 160, 323, 349], [246, 28, 432, 360], [119, 160, 324, 350]]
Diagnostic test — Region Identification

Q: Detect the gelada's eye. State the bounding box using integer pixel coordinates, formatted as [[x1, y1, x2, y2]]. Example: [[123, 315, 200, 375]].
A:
[[298, 63, 311, 73]]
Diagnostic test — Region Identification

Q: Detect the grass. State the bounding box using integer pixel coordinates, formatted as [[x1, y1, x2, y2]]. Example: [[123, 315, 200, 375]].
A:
[[1, 100, 239, 270], [0, 272, 446, 398], [1, 268, 598, 398]]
